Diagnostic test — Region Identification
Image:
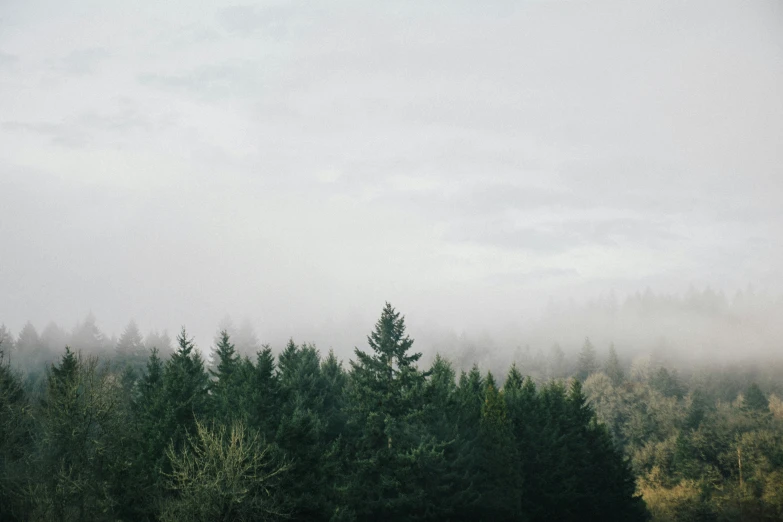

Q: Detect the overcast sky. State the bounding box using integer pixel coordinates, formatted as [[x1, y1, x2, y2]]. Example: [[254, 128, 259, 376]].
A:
[[1, 0, 782, 352]]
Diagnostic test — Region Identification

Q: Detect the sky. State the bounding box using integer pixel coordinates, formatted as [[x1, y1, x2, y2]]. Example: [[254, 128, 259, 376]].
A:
[[1, 0, 782, 356]]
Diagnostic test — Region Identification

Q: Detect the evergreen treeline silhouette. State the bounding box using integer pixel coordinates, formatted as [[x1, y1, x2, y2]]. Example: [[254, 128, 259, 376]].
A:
[[2, 304, 783, 521]]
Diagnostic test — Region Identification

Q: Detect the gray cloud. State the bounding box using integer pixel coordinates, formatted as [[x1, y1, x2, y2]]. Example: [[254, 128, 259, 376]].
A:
[[0, 51, 18, 68], [50, 47, 112, 76], [447, 217, 680, 254], [2, 120, 87, 147], [0, 0, 781, 354]]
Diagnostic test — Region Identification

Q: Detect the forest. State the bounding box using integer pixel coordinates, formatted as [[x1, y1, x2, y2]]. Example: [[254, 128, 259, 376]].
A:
[[1, 303, 782, 521]]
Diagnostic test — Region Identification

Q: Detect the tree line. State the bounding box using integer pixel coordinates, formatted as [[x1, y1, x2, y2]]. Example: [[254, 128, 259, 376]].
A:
[[1, 304, 782, 520]]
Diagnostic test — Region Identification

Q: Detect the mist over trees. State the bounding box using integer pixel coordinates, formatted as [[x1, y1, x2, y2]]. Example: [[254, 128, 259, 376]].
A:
[[2, 302, 783, 521]]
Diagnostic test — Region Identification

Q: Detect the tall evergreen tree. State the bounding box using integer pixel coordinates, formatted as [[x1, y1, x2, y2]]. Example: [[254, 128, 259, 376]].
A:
[[129, 346, 169, 519], [0, 325, 14, 366], [743, 382, 768, 413], [605, 343, 624, 386], [0, 350, 31, 521], [69, 313, 107, 356], [477, 382, 521, 520], [246, 344, 280, 439], [115, 320, 146, 372], [145, 329, 174, 359], [234, 319, 261, 358], [15, 322, 45, 370], [339, 303, 445, 520], [577, 338, 599, 381], [34, 347, 127, 521], [211, 330, 240, 382], [162, 327, 210, 450]]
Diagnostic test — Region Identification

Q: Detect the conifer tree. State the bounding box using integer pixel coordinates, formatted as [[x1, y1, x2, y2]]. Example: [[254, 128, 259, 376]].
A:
[[234, 319, 261, 358], [0, 325, 14, 366], [743, 382, 768, 413], [478, 382, 521, 519], [16, 322, 44, 370], [0, 349, 31, 520], [34, 347, 126, 521], [605, 343, 624, 386], [116, 320, 146, 371], [69, 313, 107, 355], [162, 327, 210, 449], [339, 303, 444, 520], [577, 338, 599, 381], [247, 344, 281, 438], [211, 330, 239, 382], [145, 329, 174, 359], [116, 346, 172, 521]]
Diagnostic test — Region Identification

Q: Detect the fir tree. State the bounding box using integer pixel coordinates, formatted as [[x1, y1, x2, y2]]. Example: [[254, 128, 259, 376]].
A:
[[743, 382, 768, 413], [577, 338, 599, 381], [478, 382, 521, 519], [339, 303, 445, 520], [210, 330, 239, 382], [116, 320, 146, 370], [162, 327, 210, 450], [605, 343, 624, 386]]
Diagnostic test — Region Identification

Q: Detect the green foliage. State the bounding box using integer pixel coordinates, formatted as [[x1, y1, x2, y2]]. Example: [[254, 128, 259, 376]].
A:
[[28, 347, 129, 521], [210, 330, 242, 423], [14, 305, 783, 521], [115, 320, 147, 370], [605, 344, 625, 386], [743, 383, 769, 413], [163, 327, 210, 449], [337, 303, 450, 520], [0, 355, 32, 521], [577, 338, 599, 381]]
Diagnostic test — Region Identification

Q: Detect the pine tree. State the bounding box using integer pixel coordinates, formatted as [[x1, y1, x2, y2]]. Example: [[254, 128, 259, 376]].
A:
[[210, 330, 239, 382], [350, 303, 428, 432], [247, 344, 280, 439], [35, 347, 126, 520], [69, 313, 107, 355], [131, 347, 169, 517], [743, 382, 768, 413], [548, 343, 567, 380], [234, 319, 261, 358], [116, 320, 146, 370], [0, 350, 31, 520], [321, 349, 347, 439], [484, 370, 497, 394], [0, 325, 14, 366], [49, 346, 78, 395], [605, 343, 625, 386], [339, 303, 444, 520], [478, 382, 521, 519], [577, 338, 599, 381], [16, 322, 44, 370], [162, 327, 210, 450], [145, 330, 174, 359]]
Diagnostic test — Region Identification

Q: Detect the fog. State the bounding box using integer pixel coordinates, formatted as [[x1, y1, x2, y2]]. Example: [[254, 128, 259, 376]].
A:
[[1, 1, 782, 366]]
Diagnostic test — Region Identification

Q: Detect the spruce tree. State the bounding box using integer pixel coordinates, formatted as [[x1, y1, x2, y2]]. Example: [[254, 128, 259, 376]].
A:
[[743, 382, 768, 413], [132, 346, 170, 517], [577, 338, 599, 381], [339, 303, 444, 520], [210, 330, 239, 382], [145, 330, 174, 359], [605, 343, 624, 386], [0, 351, 31, 520], [478, 382, 521, 520], [162, 327, 210, 449], [115, 320, 146, 370], [0, 326, 13, 366]]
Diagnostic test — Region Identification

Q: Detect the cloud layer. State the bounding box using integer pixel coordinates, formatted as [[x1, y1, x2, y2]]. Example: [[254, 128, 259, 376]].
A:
[[1, 0, 782, 352]]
